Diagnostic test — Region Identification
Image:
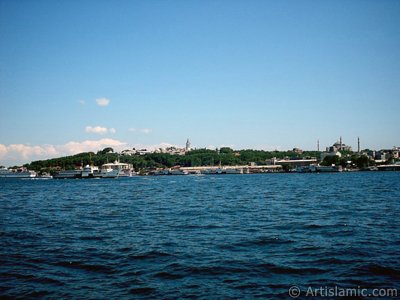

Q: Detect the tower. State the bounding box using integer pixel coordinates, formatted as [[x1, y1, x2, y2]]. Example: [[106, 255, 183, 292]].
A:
[[358, 137, 360, 153], [317, 139, 320, 152], [339, 136, 342, 151], [185, 138, 191, 152]]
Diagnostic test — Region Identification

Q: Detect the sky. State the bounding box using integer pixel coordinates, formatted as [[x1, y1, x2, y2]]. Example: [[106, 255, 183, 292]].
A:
[[0, 0, 399, 166]]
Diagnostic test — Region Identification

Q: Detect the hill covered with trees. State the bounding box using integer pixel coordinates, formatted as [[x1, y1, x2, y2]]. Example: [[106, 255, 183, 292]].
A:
[[25, 147, 321, 174]]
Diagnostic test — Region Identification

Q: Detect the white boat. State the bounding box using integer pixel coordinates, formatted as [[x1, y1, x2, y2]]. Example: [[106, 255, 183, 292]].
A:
[[100, 161, 134, 178], [36, 173, 53, 179], [81, 165, 101, 178], [215, 168, 224, 174], [0, 167, 37, 178], [170, 169, 189, 175]]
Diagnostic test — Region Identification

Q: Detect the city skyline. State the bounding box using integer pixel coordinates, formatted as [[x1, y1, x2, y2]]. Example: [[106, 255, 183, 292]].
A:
[[1, 1, 399, 166]]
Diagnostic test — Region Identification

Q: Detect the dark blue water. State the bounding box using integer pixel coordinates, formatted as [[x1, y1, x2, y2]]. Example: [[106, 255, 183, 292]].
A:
[[1, 173, 399, 299]]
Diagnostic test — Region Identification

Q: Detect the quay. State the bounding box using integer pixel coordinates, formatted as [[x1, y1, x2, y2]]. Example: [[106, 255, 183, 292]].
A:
[[180, 165, 283, 174]]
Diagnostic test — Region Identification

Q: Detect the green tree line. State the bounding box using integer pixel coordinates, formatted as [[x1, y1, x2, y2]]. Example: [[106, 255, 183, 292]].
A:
[[25, 147, 321, 174]]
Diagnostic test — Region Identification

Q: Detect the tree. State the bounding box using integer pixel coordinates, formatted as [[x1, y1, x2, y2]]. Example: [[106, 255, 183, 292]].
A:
[[98, 147, 114, 155], [219, 147, 234, 154], [354, 155, 370, 169], [321, 155, 339, 166]]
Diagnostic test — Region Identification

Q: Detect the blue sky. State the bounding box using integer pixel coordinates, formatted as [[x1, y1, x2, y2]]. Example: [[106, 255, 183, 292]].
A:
[[0, 0, 399, 166]]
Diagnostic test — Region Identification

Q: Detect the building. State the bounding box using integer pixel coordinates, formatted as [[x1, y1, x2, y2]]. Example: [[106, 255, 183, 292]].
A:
[[326, 137, 352, 152], [185, 138, 191, 152], [292, 148, 304, 154], [321, 151, 342, 161], [121, 148, 153, 156], [268, 157, 318, 167]]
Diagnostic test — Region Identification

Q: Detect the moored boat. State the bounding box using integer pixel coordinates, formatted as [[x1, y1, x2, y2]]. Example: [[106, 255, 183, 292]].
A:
[[100, 161, 134, 178], [53, 169, 82, 179], [308, 164, 342, 173], [0, 167, 37, 178], [169, 169, 189, 175], [81, 165, 101, 178]]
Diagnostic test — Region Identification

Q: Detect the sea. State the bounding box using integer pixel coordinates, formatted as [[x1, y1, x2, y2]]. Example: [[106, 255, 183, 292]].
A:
[[1, 172, 399, 299]]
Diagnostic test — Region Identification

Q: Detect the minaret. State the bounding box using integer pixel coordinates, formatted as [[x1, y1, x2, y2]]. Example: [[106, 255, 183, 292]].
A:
[[340, 136, 343, 151], [358, 137, 360, 153], [317, 139, 320, 152], [185, 138, 191, 152]]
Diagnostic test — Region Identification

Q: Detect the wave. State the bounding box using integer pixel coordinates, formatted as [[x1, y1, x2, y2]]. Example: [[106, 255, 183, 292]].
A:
[[356, 263, 400, 279], [259, 263, 327, 275], [129, 287, 156, 295], [224, 236, 295, 249], [54, 261, 116, 274], [127, 250, 173, 260]]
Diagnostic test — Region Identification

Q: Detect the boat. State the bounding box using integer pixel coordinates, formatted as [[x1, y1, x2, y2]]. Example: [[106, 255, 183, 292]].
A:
[[36, 173, 53, 179], [53, 169, 82, 179], [153, 169, 170, 175], [169, 169, 189, 175], [81, 165, 101, 178], [0, 167, 37, 178], [100, 161, 134, 178], [295, 166, 312, 173], [309, 164, 342, 173], [377, 164, 400, 171], [214, 168, 223, 174]]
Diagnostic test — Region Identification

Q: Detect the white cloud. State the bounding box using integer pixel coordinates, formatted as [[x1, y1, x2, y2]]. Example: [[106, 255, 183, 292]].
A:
[[79, 100, 86, 105], [141, 128, 152, 134], [149, 142, 177, 150], [96, 97, 110, 106], [85, 126, 108, 134], [58, 139, 126, 155], [0, 144, 8, 161], [0, 139, 127, 167], [128, 128, 153, 134], [85, 126, 116, 134]]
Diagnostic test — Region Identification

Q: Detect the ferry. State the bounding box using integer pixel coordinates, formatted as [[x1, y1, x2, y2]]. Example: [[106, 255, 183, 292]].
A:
[[100, 161, 134, 178], [296, 164, 342, 173], [377, 164, 400, 171], [309, 164, 342, 173], [53, 169, 82, 179], [0, 167, 37, 178], [81, 165, 101, 178]]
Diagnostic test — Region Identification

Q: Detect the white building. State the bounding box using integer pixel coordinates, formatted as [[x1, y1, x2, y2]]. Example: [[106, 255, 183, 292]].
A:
[[321, 151, 342, 161]]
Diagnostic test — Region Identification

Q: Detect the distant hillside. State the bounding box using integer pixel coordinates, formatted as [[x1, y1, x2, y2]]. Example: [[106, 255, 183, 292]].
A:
[[25, 147, 321, 174]]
